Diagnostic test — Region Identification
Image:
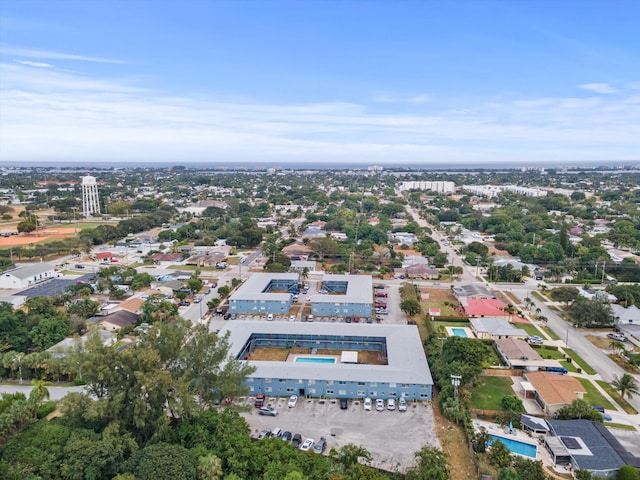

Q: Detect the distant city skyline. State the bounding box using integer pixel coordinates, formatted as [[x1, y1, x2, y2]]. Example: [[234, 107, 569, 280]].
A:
[[1, 1, 639, 164]]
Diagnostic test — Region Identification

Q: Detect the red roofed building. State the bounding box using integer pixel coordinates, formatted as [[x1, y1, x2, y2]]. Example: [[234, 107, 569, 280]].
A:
[[95, 252, 115, 262], [463, 298, 511, 319]]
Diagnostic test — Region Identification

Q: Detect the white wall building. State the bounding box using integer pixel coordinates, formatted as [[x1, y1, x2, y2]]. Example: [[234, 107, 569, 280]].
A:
[[398, 181, 455, 193], [0, 263, 56, 289]]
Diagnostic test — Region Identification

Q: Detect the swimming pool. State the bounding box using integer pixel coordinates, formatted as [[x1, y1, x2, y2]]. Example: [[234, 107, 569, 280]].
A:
[[294, 356, 337, 364], [451, 328, 468, 338], [489, 435, 537, 458]]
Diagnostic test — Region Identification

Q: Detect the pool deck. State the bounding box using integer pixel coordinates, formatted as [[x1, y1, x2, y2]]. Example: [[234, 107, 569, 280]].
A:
[[445, 326, 476, 338], [473, 419, 574, 476], [286, 354, 341, 363]]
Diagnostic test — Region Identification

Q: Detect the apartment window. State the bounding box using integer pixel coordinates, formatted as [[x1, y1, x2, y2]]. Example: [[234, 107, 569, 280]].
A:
[[286, 388, 294, 393], [338, 390, 346, 396], [389, 383, 397, 388], [326, 389, 334, 395], [357, 390, 365, 397], [265, 378, 272, 383], [327, 380, 334, 386], [420, 393, 429, 399], [265, 387, 272, 393], [370, 383, 377, 387], [358, 382, 365, 386], [308, 380, 315, 385]]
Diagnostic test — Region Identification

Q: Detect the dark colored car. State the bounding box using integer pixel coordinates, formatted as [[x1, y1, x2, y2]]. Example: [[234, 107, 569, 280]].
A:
[[281, 431, 292, 442], [345, 317, 352, 323], [223, 313, 231, 320], [374, 284, 384, 289], [340, 398, 348, 410], [313, 437, 327, 454], [291, 433, 302, 448]]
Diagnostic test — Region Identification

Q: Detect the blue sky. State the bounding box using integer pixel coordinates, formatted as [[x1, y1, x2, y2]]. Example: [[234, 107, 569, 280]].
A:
[[1, 0, 639, 165]]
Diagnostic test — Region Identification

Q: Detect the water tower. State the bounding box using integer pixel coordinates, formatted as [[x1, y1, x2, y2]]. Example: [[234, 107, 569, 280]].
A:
[[81, 175, 101, 217]]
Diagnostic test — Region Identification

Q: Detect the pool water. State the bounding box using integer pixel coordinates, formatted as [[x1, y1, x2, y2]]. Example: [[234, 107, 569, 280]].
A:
[[451, 328, 468, 338], [489, 435, 537, 458], [294, 356, 337, 364]]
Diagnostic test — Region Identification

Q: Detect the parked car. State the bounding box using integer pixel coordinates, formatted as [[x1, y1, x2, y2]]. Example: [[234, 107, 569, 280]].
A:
[[300, 439, 315, 451], [258, 429, 271, 439], [230, 313, 237, 320], [254, 393, 266, 407], [267, 313, 274, 321], [313, 437, 327, 454], [271, 427, 282, 438], [353, 316, 359, 323], [387, 398, 396, 411], [527, 336, 544, 345], [398, 397, 407, 412], [366, 317, 373, 323], [178, 300, 190, 307], [281, 431, 292, 442], [288, 395, 298, 408], [74, 264, 85, 269], [375, 302, 387, 309], [607, 333, 626, 341], [291, 433, 302, 448], [376, 399, 385, 411], [223, 313, 231, 320], [363, 397, 372, 411], [374, 284, 385, 289], [375, 292, 388, 298], [345, 316, 352, 323], [307, 315, 314, 322], [204, 288, 211, 295], [340, 398, 348, 410], [193, 295, 202, 303], [289, 315, 296, 322], [258, 406, 278, 416]]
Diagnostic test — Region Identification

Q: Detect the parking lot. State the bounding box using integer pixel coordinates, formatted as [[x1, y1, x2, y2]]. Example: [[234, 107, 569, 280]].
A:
[[238, 395, 439, 472]]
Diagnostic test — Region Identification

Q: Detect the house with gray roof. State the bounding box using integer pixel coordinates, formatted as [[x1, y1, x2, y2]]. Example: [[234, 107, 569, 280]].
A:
[[546, 420, 640, 477], [219, 321, 433, 401], [453, 283, 496, 302], [470, 317, 527, 339], [0, 263, 56, 289]]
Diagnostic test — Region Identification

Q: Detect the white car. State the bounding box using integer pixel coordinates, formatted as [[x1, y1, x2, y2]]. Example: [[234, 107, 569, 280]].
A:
[[376, 399, 385, 411], [289, 315, 296, 322], [387, 398, 396, 411], [267, 313, 274, 321], [288, 395, 298, 408], [398, 397, 407, 412], [363, 397, 372, 411], [299, 438, 315, 451]]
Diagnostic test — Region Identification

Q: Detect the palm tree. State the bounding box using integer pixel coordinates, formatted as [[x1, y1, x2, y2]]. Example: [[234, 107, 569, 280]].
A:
[[609, 340, 626, 356], [28, 378, 52, 417], [611, 373, 639, 400], [301, 267, 310, 282]]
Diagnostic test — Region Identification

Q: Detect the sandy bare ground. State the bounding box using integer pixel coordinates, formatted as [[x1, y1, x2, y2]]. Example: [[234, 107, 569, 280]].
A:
[[0, 227, 78, 246]]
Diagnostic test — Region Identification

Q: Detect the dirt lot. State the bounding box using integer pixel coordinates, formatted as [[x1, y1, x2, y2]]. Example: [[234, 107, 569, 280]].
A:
[[0, 227, 78, 246], [241, 395, 439, 473]]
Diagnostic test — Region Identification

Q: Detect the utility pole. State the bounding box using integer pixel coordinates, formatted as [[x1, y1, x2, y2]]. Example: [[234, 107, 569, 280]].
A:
[[476, 256, 480, 277]]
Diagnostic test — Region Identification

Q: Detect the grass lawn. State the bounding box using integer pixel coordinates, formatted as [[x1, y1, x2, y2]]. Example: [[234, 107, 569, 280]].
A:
[[423, 302, 461, 317], [541, 325, 561, 341], [596, 380, 639, 415], [431, 320, 470, 329], [531, 346, 565, 360], [576, 378, 615, 410], [532, 291, 548, 302], [469, 376, 514, 411], [560, 361, 578, 373], [168, 265, 217, 272], [564, 349, 597, 374], [604, 422, 638, 431], [517, 323, 545, 338]]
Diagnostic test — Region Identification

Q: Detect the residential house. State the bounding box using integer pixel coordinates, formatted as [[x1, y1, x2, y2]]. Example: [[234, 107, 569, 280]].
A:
[[524, 372, 586, 416]]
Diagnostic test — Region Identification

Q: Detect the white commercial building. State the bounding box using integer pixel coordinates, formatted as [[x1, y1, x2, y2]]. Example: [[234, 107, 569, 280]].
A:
[[0, 263, 56, 289], [398, 181, 455, 193]]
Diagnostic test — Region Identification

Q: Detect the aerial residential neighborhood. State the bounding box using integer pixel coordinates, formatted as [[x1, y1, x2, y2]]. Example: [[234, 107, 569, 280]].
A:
[[1, 1, 639, 479], [0, 164, 638, 479]]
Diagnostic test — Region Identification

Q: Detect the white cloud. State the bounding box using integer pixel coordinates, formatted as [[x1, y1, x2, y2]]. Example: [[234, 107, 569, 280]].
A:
[[0, 45, 126, 64], [578, 83, 616, 94], [15, 60, 53, 68], [0, 62, 639, 163]]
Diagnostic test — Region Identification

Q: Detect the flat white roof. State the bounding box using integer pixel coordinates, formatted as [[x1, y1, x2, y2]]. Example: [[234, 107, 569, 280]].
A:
[[230, 273, 299, 302], [218, 321, 433, 386], [310, 274, 372, 305]]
